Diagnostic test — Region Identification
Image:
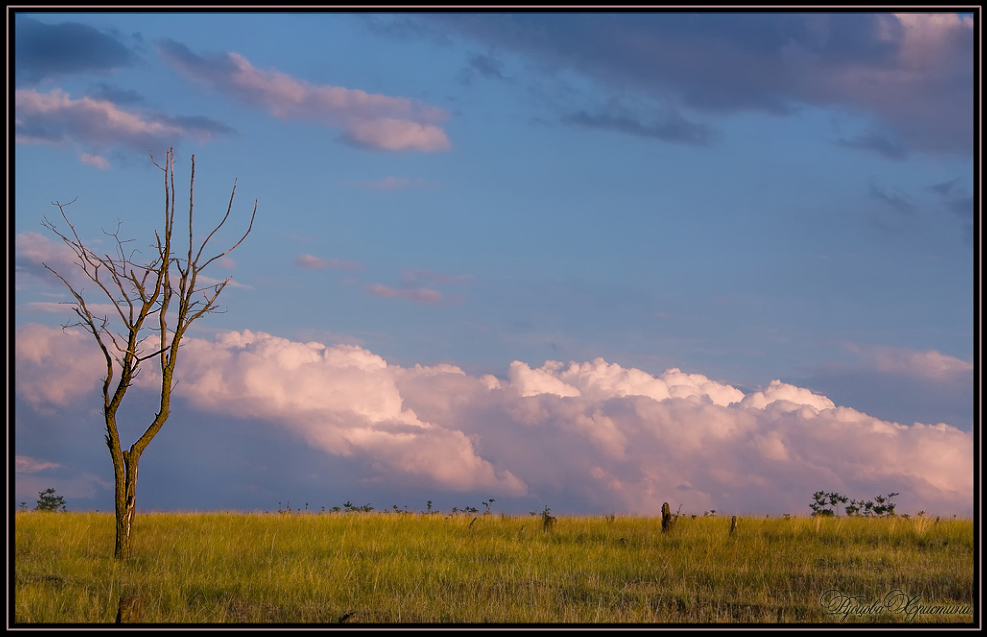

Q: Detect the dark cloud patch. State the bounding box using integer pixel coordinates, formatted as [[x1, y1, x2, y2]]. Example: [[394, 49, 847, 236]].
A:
[[156, 113, 236, 137], [946, 194, 974, 220], [836, 129, 909, 161], [868, 182, 914, 215], [564, 105, 716, 147], [929, 178, 974, 217], [359, 13, 454, 46], [88, 82, 145, 105], [457, 53, 513, 87], [15, 17, 136, 85], [929, 178, 974, 242], [156, 37, 240, 79], [419, 13, 865, 112], [469, 54, 508, 80], [14, 111, 67, 144]]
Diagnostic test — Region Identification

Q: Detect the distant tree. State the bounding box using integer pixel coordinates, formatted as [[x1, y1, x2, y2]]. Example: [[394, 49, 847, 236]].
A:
[[34, 488, 66, 512], [809, 491, 848, 517], [42, 148, 256, 558], [810, 490, 898, 517]]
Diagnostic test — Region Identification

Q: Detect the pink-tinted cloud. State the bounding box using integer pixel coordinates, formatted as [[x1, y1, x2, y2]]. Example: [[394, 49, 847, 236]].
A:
[[14, 88, 231, 157], [79, 152, 110, 169], [296, 253, 363, 271], [159, 40, 451, 152], [367, 283, 442, 304], [860, 345, 973, 381], [828, 13, 973, 157], [16, 325, 973, 516], [14, 324, 105, 408], [16, 455, 61, 473], [363, 269, 470, 305], [14, 232, 124, 309], [16, 232, 79, 283]]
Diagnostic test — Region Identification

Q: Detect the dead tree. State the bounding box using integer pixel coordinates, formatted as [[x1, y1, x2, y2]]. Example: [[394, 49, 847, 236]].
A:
[[42, 148, 256, 559]]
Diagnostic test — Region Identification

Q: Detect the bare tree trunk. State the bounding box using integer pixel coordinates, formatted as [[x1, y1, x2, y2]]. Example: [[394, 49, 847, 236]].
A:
[[114, 450, 140, 559]]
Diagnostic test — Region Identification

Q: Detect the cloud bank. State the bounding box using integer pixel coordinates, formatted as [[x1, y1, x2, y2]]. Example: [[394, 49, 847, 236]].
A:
[[15, 325, 973, 516], [413, 12, 972, 157]]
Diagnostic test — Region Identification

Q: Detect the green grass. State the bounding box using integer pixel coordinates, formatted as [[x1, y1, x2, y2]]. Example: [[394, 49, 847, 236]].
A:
[[13, 511, 974, 625]]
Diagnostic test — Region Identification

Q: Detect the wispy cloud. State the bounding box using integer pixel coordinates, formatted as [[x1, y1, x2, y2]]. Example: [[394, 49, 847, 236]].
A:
[[158, 39, 452, 152], [14, 88, 233, 158], [401, 269, 470, 286], [16, 455, 61, 473], [367, 284, 442, 304], [19, 300, 118, 317], [15, 231, 85, 288], [351, 176, 441, 191], [365, 268, 470, 304], [851, 344, 972, 381], [868, 182, 914, 215], [88, 83, 146, 106], [296, 254, 363, 271], [929, 177, 974, 218], [836, 129, 909, 161], [80, 152, 111, 169]]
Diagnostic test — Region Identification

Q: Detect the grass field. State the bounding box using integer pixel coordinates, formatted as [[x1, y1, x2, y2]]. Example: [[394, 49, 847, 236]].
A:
[[13, 510, 975, 625]]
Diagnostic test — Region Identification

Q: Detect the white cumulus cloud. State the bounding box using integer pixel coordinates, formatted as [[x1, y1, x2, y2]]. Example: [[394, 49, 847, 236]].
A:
[[14, 325, 973, 516]]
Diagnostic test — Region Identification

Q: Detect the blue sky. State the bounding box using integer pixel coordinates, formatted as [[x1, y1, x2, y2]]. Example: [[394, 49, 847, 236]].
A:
[[12, 10, 975, 517]]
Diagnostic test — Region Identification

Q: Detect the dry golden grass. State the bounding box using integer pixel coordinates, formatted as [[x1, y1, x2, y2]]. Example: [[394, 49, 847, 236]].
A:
[[13, 511, 974, 625]]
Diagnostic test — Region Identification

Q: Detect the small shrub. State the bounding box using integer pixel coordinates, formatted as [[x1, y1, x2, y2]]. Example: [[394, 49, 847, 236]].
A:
[[34, 488, 66, 513], [539, 506, 556, 531]]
